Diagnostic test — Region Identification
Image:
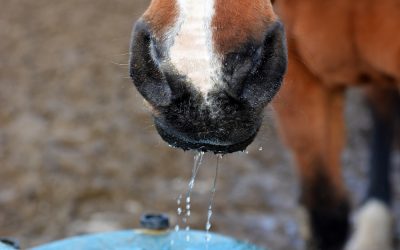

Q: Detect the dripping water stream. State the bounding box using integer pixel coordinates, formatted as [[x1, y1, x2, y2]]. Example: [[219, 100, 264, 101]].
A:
[[174, 151, 204, 242], [171, 152, 222, 248], [205, 154, 222, 249]]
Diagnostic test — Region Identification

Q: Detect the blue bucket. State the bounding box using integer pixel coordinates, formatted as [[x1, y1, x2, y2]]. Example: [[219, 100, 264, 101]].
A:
[[0, 214, 265, 250], [0, 242, 16, 250], [24, 230, 265, 250]]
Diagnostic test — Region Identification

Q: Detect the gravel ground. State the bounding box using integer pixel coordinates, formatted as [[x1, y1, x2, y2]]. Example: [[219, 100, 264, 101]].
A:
[[0, 1, 399, 250]]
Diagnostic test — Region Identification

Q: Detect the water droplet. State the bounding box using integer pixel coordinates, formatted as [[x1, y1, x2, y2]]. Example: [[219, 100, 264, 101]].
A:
[[175, 225, 180, 231], [206, 208, 213, 231], [188, 179, 195, 189], [259, 146, 263, 151], [177, 207, 182, 215], [177, 194, 182, 204]]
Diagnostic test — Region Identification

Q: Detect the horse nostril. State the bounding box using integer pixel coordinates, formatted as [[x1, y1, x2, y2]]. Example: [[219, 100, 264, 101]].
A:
[[223, 20, 287, 107], [130, 20, 172, 107], [222, 45, 264, 100]]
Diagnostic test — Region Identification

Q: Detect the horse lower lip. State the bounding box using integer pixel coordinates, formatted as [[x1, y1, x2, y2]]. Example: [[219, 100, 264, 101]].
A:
[[154, 121, 257, 154]]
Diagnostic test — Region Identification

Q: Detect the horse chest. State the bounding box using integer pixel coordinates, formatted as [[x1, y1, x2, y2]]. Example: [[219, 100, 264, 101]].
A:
[[287, 0, 361, 85], [278, 0, 400, 86]]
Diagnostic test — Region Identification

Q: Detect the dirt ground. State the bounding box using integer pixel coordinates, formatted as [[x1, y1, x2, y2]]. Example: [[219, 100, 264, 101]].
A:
[[0, 1, 399, 250]]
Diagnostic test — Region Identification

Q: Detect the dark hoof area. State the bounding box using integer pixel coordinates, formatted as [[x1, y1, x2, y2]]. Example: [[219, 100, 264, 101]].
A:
[[307, 202, 350, 250]]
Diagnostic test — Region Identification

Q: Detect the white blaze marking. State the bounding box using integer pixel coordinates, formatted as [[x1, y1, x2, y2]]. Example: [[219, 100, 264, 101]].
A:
[[168, 0, 219, 96]]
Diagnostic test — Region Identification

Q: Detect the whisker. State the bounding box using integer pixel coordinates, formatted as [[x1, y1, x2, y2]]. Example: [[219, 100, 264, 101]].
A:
[[143, 124, 156, 130], [113, 52, 130, 56], [110, 61, 129, 66]]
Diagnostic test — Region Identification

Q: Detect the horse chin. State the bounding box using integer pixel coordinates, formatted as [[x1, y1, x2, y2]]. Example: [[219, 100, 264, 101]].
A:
[[154, 119, 259, 154]]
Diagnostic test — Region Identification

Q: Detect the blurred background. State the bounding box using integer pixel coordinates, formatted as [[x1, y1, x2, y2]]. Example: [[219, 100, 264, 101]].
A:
[[0, 1, 399, 250]]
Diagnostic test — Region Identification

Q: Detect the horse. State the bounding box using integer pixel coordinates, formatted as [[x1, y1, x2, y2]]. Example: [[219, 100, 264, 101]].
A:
[[129, 1, 399, 249]]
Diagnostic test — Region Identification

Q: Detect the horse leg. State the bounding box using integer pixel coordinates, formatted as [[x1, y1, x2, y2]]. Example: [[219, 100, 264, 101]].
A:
[[273, 52, 349, 250], [346, 86, 397, 250]]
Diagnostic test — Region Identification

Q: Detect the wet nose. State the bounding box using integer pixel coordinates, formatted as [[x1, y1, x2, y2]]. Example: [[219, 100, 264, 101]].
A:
[[154, 118, 260, 154]]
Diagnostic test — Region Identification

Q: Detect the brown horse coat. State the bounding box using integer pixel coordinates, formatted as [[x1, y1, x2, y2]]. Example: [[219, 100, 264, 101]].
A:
[[273, 1, 399, 249]]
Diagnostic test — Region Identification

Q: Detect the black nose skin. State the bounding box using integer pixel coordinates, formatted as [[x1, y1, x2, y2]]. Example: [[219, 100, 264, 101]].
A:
[[222, 20, 288, 108], [129, 20, 172, 107], [129, 19, 287, 154], [154, 116, 260, 154]]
